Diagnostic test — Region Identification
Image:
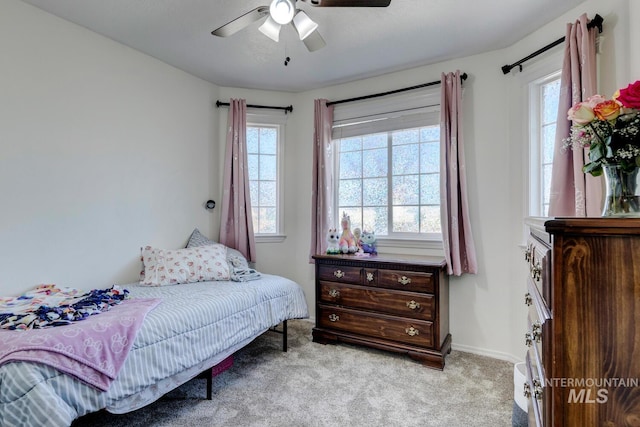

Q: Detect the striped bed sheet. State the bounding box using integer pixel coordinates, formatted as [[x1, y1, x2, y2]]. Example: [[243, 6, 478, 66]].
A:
[[0, 274, 309, 427]]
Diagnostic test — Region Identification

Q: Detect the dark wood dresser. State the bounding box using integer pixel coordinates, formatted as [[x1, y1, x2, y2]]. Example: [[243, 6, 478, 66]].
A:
[[523, 217, 640, 426], [312, 254, 450, 369]]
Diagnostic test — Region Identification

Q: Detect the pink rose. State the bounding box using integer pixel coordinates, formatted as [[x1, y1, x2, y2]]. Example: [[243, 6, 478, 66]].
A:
[[567, 102, 595, 125], [616, 81, 640, 109], [586, 94, 606, 108]]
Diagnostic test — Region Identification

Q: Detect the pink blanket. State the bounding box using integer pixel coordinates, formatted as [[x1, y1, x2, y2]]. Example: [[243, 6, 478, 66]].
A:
[[0, 298, 161, 391]]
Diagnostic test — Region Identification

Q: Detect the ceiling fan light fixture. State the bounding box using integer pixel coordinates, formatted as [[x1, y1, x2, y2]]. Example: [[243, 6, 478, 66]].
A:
[[269, 0, 296, 25], [292, 11, 318, 40], [258, 16, 282, 42]]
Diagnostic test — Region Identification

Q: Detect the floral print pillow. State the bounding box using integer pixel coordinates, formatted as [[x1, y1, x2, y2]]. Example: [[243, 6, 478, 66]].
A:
[[140, 244, 230, 286]]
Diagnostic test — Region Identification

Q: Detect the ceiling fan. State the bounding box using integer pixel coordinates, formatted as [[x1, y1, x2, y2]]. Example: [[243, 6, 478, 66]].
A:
[[211, 0, 391, 52]]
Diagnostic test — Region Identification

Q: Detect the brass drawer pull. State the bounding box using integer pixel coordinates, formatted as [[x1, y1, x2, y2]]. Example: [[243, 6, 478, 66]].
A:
[[524, 292, 532, 306], [406, 300, 421, 310], [398, 276, 412, 285], [531, 329, 541, 343], [405, 326, 419, 336], [328, 314, 339, 322], [524, 244, 532, 262], [523, 382, 531, 398], [525, 330, 541, 347], [525, 332, 533, 347], [333, 270, 345, 279], [531, 321, 541, 333], [328, 289, 340, 298], [530, 263, 541, 281], [366, 272, 374, 282], [533, 379, 543, 400]]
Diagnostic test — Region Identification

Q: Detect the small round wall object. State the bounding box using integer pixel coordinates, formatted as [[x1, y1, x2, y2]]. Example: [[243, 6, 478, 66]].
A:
[[205, 200, 216, 210]]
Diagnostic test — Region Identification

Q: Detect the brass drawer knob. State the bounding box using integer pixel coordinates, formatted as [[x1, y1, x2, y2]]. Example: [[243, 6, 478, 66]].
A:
[[406, 300, 421, 310], [524, 292, 532, 306], [366, 272, 374, 282], [333, 270, 345, 279], [398, 276, 412, 285], [405, 326, 419, 336], [328, 314, 339, 322], [328, 289, 340, 298]]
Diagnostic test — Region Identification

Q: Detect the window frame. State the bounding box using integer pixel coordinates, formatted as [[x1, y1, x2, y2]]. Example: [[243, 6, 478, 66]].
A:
[[246, 110, 286, 243], [331, 90, 443, 247], [528, 71, 562, 217]]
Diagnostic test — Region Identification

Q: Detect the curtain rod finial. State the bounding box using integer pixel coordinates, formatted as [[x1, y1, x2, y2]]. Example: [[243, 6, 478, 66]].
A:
[[501, 65, 512, 75]]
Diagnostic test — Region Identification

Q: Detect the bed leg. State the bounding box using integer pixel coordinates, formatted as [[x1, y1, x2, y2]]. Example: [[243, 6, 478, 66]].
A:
[[283, 319, 288, 352], [206, 367, 213, 400]]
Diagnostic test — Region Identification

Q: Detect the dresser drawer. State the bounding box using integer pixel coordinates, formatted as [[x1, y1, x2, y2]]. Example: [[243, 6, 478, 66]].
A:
[[318, 265, 362, 285], [319, 281, 435, 321], [526, 351, 544, 427], [376, 269, 434, 293], [317, 304, 434, 348], [526, 236, 550, 304]]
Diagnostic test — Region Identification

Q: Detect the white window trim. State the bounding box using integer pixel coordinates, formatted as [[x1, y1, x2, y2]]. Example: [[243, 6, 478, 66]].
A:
[[247, 109, 287, 243]]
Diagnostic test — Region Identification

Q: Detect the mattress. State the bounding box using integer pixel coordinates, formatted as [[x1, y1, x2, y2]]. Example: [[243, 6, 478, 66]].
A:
[[0, 274, 309, 427]]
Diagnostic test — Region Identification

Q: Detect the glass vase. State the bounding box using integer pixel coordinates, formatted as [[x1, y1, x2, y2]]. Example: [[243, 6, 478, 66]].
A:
[[602, 164, 640, 217]]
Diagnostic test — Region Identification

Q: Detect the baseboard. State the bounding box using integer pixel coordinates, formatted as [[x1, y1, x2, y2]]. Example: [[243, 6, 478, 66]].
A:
[[304, 317, 522, 364], [452, 343, 522, 364]]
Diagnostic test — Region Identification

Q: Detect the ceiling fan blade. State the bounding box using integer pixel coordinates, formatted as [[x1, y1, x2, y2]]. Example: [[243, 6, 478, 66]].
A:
[[302, 29, 326, 52], [211, 6, 270, 37], [301, 0, 391, 6]]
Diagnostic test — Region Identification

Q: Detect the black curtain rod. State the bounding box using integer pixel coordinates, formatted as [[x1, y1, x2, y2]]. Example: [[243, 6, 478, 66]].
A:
[[326, 73, 468, 107], [501, 14, 604, 75], [215, 100, 293, 113]]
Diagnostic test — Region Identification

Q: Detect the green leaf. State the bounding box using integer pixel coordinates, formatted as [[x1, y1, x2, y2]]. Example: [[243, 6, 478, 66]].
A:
[[583, 162, 603, 176]]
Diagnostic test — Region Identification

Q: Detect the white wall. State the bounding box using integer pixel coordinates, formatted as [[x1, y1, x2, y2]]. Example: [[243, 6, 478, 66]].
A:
[[1, 0, 636, 362], [0, 0, 221, 295]]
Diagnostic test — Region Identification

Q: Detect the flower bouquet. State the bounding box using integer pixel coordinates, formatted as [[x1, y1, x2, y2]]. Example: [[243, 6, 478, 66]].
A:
[[565, 81, 640, 175], [565, 80, 640, 216]]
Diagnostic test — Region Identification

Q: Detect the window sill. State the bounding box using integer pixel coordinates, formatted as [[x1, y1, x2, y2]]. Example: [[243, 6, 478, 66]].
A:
[[255, 234, 287, 244], [376, 237, 443, 251]]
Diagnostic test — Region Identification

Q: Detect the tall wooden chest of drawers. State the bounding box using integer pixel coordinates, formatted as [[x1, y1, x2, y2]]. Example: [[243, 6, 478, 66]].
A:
[[523, 218, 640, 426], [312, 254, 450, 370]]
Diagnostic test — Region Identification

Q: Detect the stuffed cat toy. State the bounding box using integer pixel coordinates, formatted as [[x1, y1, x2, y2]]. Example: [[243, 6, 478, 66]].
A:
[[326, 228, 341, 254], [360, 230, 377, 255]]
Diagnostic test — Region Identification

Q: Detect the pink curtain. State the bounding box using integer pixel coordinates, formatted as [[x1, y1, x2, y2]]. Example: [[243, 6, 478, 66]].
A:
[[548, 14, 600, 216], [219, 99, 256, 262], [440, 70, 478, 276], [309, 99, 335, 261]]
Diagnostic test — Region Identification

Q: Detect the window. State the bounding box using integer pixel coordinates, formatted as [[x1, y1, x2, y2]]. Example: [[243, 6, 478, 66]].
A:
[[246, 112, 285, 239], [332, 91, 441, 240], [529, 72, 561, 216]]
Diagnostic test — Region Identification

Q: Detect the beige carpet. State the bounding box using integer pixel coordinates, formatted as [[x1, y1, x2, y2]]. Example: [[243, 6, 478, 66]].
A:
[[73, 319, 513, 427]]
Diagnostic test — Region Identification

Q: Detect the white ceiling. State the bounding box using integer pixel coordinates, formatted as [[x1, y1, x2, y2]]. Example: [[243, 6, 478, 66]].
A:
[[20, 0, 587, 92]]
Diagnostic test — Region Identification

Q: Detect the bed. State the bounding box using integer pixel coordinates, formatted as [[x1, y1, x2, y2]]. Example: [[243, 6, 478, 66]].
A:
[[0, 271, 309, 427]]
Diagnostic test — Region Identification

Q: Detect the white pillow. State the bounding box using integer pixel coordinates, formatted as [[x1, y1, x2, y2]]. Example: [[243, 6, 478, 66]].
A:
[[140, 244, 230, 286]]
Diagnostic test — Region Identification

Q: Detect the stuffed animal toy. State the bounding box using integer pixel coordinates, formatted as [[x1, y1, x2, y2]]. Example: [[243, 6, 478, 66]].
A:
[[353, 227, 362, 252], [338, 212, 358, 254], [360, 230, 377, 255], [326, 228, 341, 254]]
